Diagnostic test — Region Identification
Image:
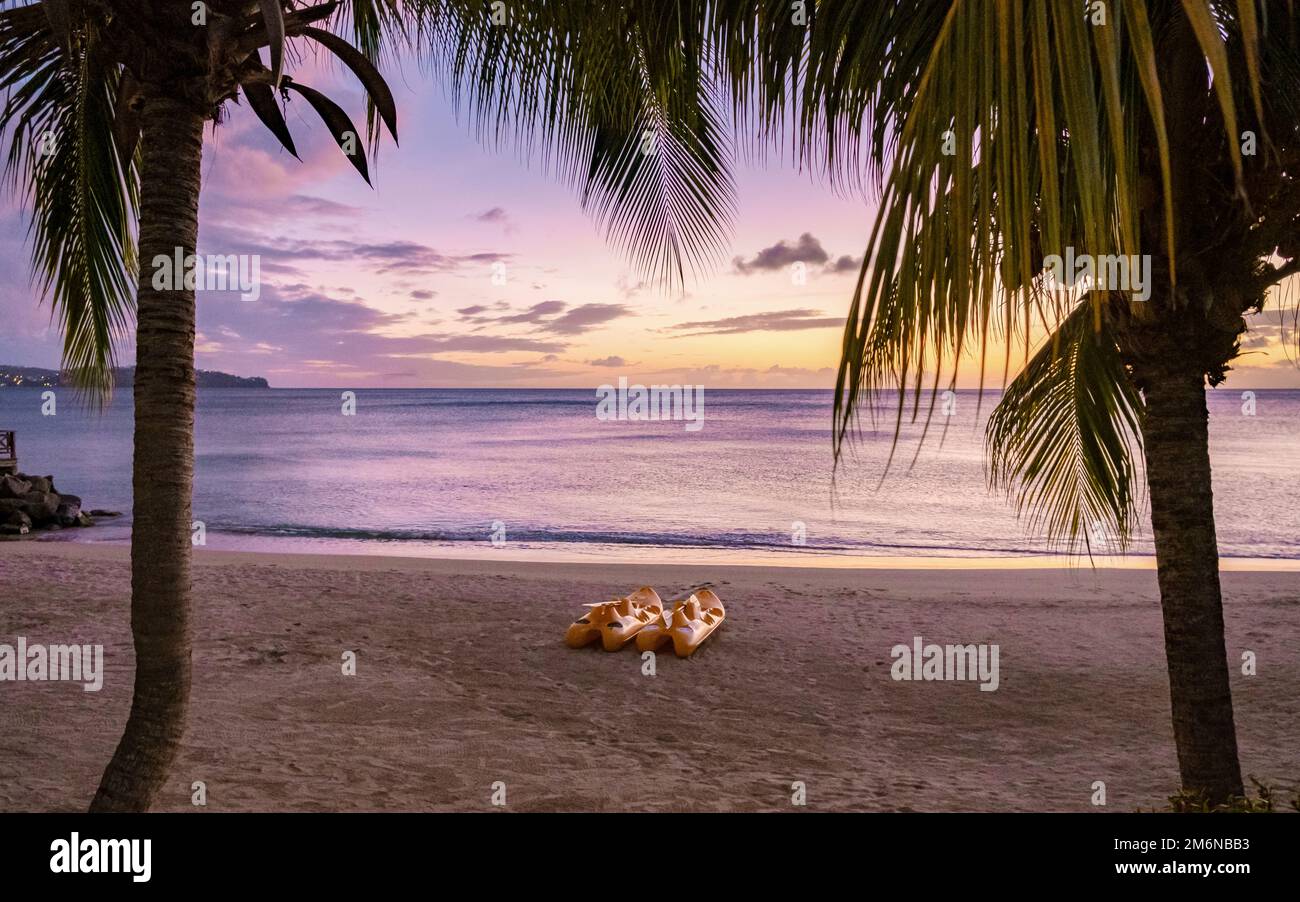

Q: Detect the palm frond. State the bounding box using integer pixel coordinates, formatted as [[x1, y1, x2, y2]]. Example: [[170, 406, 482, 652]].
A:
[[332, 0, 406, 151], [987, 302, 1145, 553], [284, 78, 372, 184], [0, 7, 137, 401], [827, 1, 1256, 460], [300, 25, 398, 144], [710, 0, 941, 193], [238, 7, 404, 184], [422, 0, 737, 290], [258, 0, 285, 88], [580, 68, 736, 286]]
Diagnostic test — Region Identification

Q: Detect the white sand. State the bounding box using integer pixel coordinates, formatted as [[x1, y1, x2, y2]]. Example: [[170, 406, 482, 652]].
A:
[[0, 542, 1296, 811]]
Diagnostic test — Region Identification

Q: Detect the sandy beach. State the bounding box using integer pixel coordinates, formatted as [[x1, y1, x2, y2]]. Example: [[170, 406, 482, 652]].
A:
[[1, 542, 1296, 812]]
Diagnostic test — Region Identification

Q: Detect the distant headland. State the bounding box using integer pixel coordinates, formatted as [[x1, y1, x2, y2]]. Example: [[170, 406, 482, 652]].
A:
[[0, 365, 269, 389]]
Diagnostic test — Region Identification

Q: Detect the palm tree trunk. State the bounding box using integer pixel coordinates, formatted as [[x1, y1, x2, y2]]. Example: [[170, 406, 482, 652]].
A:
[[90, 95, 204, 812], [1141, 363, 1243, 805]]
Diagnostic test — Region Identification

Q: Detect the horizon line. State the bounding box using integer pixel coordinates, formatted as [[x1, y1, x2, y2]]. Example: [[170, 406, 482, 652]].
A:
[[140, 383, 1300, 393], [4, 383, 1299, 391]]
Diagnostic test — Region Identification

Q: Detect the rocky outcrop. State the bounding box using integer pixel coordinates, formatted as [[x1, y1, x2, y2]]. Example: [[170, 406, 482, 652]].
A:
[[22, 491, 59, 521], [56, 498, 82, 526], [0, 472, 97, 536], [0, 474, 30, 498]]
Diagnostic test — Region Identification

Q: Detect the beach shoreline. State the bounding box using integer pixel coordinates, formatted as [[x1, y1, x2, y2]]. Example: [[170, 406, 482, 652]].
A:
[[13, 530, 1300, 571], [2, 542, 1296, 812]]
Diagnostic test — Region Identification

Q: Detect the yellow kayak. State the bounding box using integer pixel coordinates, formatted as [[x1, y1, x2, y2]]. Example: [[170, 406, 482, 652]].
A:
[[565, 586, 664, 651], [635, 589, 725, 657]]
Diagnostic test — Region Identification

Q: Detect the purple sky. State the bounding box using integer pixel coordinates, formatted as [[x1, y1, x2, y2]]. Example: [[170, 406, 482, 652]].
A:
[[1, 49, 1297, 389]]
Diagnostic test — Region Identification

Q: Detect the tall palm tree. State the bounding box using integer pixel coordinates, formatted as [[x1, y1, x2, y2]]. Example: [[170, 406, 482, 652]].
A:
[[1, 0, 405, 813], [752, 0, 1294, 805], [0, 0, 734, 812]]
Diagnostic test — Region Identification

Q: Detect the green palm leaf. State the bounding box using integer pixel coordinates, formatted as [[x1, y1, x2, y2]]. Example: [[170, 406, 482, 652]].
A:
[[987, 302, 1145, 553], [813, 1, 1260, 551], [424, 0, 737, 289], [332, 0, 405, 152], [0, 6, 137, 401]]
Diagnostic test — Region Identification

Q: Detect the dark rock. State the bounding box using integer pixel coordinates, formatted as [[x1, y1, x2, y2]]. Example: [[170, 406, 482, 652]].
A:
[[21, 491, 59, 522], [0, 473, 96, 531], [56, 500, 81, 527], [0, 474, 31, 499], [20, 507, 48, 525], [2, 506, 30, 536]]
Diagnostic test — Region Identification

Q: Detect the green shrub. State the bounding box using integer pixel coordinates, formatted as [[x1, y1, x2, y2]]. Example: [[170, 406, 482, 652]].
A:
[[1160, 777, 1298, 813]]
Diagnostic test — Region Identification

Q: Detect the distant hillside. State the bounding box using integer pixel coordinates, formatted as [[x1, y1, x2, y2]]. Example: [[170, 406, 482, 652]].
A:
[[0, 365, 269, 389]]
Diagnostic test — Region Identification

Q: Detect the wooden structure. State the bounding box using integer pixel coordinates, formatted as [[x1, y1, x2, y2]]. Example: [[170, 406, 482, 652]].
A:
[[0, 431, 15, 475]]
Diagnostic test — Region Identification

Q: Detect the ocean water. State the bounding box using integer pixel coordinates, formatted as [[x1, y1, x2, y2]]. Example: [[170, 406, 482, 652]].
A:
[[1, 387, 1297, 563]]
